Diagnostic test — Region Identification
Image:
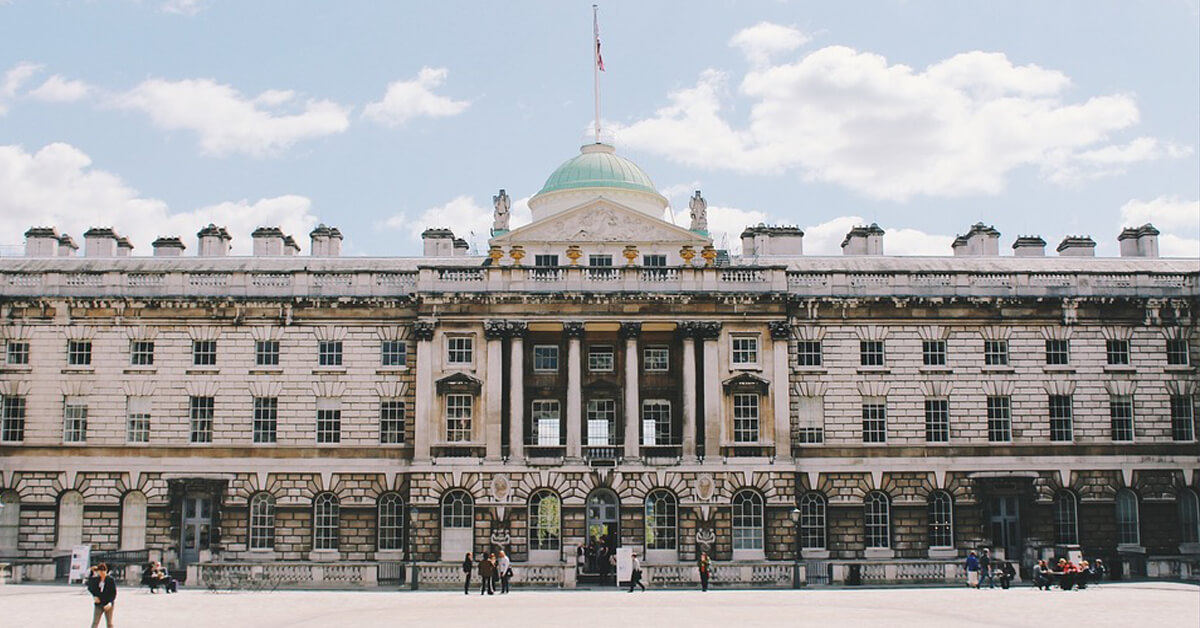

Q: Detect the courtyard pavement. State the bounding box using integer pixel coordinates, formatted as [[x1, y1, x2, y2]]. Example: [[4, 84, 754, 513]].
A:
[[2, 581, 1197, 628]]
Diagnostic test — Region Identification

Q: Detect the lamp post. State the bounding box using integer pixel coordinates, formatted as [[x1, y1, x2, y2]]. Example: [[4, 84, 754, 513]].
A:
[[408, 506, 420, 591], [789, 507, 801, 589]]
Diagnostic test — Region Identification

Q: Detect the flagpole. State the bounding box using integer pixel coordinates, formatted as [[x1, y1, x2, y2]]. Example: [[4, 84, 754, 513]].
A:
[[593, 4, 601, 143]]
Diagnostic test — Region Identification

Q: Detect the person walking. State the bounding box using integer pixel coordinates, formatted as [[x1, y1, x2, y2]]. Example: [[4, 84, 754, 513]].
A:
[[627, 552, 645, 592], [87, 562, 117, 628], [461, 552, 474, 595], [980, 548, 994, 589], [965, 550, 980, 589], [497, 550, 512, 594], [697, 552, 711, 592]]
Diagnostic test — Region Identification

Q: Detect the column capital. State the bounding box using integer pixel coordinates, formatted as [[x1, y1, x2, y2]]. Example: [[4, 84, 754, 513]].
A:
[[619, 322, 642, 340], [768, 320, 791, 340], [413, 320, 436, 341], [677, 321, 701, 339], [484, 319, 509, 340], [506, 321, 528, 338], [563, 321, 586, 338], [697, 321, 722, 340]]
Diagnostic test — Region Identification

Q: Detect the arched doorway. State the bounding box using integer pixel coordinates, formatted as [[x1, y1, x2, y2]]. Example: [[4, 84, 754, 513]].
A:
[[584, 489, 620, 575]]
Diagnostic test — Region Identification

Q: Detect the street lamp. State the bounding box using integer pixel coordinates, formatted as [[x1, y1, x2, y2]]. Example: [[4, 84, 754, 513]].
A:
[[408, 506, 420, 591], [790, 507, 802, 589]]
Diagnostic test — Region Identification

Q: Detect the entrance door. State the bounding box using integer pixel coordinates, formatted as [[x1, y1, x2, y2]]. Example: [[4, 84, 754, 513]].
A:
[[584, 490, 620, 574], [181, 495, 212, 566], [989, 496, 1020, 561]]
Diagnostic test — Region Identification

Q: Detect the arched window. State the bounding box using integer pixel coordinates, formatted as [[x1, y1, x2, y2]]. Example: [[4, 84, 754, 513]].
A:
[[378, 493, 404, 551], [528, 489, 562, 551], [864, 492, 891, 549], [1054, 491, 1079, 545], [645, 490, 677, 550], [57, 490, 84, 550], [249, 493, 276, 551], [313, 493, 339, 551], [731, 490, 764, 551], [1179, 488, 1200, 545], [927, 491, 953, 548], [0, 490, 19, 556], [1115, 489, 1140, 546], [120, 491, 147, 550], [442, 490, 473, 529], [798, 492, 826, 550]]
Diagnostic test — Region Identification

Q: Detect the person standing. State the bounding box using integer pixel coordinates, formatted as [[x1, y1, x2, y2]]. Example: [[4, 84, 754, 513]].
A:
[[461, 552, 474, 595], [479, 552, 495, 595], [87, 562, 117, 628], [497, 550, 512, 594], [627, 552, 645, 592], [965, 551, 980, 589], [697, 552, 711, 592], [980, 548, 994, 589]]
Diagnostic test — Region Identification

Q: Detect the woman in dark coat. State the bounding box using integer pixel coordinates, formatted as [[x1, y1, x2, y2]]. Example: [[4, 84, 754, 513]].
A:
[[461, 552, 474, 595], [87, 562, 117, 628]]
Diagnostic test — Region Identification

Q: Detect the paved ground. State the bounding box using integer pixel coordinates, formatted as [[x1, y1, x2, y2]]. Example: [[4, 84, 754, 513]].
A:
[[3, 582, 1197, 628]]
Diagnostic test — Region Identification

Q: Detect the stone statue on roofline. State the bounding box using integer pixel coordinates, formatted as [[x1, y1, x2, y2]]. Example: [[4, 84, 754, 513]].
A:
[[689, 190, 708, 233], [492, 188, 511, 234]]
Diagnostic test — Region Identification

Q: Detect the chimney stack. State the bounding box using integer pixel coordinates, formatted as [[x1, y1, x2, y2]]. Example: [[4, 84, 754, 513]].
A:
[[841, 223, 885, 256], [422, 228, 456, 256], [283, 235, 300, 256], [309, 224, 343, 256], [252, 227, 286, 256], [1056, 235, 1096, 257], [197, 224, 232, 257], [83, 227, 119, 257], [1011, 235, 1046, 257], [452, 237, 470, 256], [23, 227, 60, 257], [740, 224, 804, 256], [952, 223, 1001, 256], [1118, 223, 1159, 258], [152, 236, 186, 257], [57, 234, 78, 257], [115, 236, 134, 257]]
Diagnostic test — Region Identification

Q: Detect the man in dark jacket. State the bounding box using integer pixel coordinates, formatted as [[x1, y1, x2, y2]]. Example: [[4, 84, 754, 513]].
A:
[[980, 549, 994, 588], [87, 562, 117, 628], [479, 552, 496, 595], [461, 552, 474, 595]]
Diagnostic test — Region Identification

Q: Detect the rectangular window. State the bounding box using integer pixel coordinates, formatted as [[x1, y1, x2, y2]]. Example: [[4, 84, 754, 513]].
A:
[[794, 396, 824, 444], [192, 340, 217, 366], [643, 254, 667, 267], [255, 340, 280, 366], [588, 255, 612, 267], [129, 340, 155, 366], [381, 340, 407, 367], [1167, 339, 1190, 365], [1106, 339, 1130, 365], [987, 396, 1012, 442], [1049, 395, 1073, 442], [63, 398, 88, 443], [588, 345, 614, 372], [731, 336, 759, 366], [532, 400, 561, 446], [1, 396, 26, 442], [253, 397, 277, 444], [733, 394, 760, 443], [189, 396, 213, 443], [1171, 396, 1196, 442], [861, 402, 887, 443], [984, 340, 1008, 366], [1109, 395, 1134, 442], [126, 397, 151, 444], [860, 340, 884, 367], [641, 399, 671, 446], [6, 341, 29, 365], [380, 401, 405, 444], [586, 399, 616, 446], [922, 340, 946, 367], [643, 346, 669, 372], [318, 341, 343, 367], [534, 254, 559, 267], [445, 394, 473, 442], [316, 399, 341, 444], [1045, 339, 1070, 365], [446, 336, 473, 366], [925, 399, 949, 443], [795, 341, 822, 367], [533, 345, 559, 372], [67, 340, 91, 366]]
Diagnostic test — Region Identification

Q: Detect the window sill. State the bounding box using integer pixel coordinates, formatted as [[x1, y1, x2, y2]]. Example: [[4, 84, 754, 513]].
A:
[[312, 367, 346, 374], [243, 550, 279, 562], [791, 367, 826, 374], [123, 367, 156, 375], [1043, 365, 1075, 373], [981, 366, 1014, 373], [1164, 365, 1194, 373], [928, 548, 958, 560], [856, 367, 890, 374], [801, 549, 830, 560], [1116, 544, 1145, 555], [186, 369, 219, 375], [308, 550, 341, 562], [1, 365, 32, 373], [919, 366, 952, 374], [376, 367, 409, 374], [730, 364, 762, 372], [374, 550, 405, 562], [61, 367, 94, 374], [1103, 365, 1136, 373], [249, 368, 283, 375], [864, 548, 895, 559]]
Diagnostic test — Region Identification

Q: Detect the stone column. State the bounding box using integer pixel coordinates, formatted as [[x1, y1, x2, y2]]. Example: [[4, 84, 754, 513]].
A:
[[564, 322, 585, 459], [413, 321, 436, 461], [699, 322, 722, 459], [680, 322, 699, 460], [507, 322, 527, 460], [484, 320, 507, 460], [621, 322, 642, 458], [769, 321, 792, 461]]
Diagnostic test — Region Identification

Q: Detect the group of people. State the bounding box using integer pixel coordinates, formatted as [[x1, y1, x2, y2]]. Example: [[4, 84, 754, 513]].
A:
[[461, 551, 513, 595], [1033, 558, 1106, 591], [141, 560, 178, 593], [577, 541, 615, 577], [964, 549, 1017, 589]]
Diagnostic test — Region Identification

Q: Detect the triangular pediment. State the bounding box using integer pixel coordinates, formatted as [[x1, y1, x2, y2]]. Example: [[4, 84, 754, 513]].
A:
[[492, 198, 710, 247], [436, 372, 483, 394]]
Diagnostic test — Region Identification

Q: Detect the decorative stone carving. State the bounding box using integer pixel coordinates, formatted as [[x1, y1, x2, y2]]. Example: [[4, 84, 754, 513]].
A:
[[412, 321, 435, 341], [487, 245, 504, 265], [619, 322, 642, 339], [695, 527, 716, 553], [492, 189, 511, 234], [623, 245, 639, 266], [677, 321, 701, 338], [490, 527, 512, 547], [505, 321, 528, 338], [484, 320, 509, 340], [679, 245, 696, 265], [697, 321, 722, 340], [701, 245, 717, 266], [768, 321, 791, 340], [509, 246, 525, 266], [695, 473, 715, 501], [490, 473, 512, 501], [524, 205, 698, 243], [563, 322, 585, 338], [689, 190, 708, 233], [566, 245, 582, 266]]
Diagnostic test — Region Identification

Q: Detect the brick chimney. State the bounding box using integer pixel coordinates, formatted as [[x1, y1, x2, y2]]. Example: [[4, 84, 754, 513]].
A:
[[841, 223, 884, 256], [1011, 236, 1046, 257], [197, 224, 232, 257], [152, 236, 186, 257], [23, 227, 59, 257]]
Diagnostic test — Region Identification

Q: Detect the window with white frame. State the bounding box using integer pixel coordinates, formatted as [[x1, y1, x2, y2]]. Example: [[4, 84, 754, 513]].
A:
[[318, 341, 343, 367], [253, 397, 277, 444], [1110, 395, 1134, 442], [529, 489, 562, 551], [255, 340, 280, 366], [192, 340, 217, 366], [67, 340, 91, 366], [5, 341, 29, 365], [922, 340, 947, 367], [189, 396, 213, 443], [588, 345, 614, 372], [927, 491, 953, 548], [130, 341, 154, 366], [381, 340, 407, 367], [859, 340, 884, 367], [441, 491, 473, 529], [1115, 489, 1140, 546], [798, 492, 826, 550], [1045, 339, 1070, 365], [377, 493, 404, 551], [445, 394, 473, 442], [1171, 395, 1196, 441], [586, 398, 615, 446], [644, 490, 677, 550], [795, 341, 822, 367], [63, 397, 88, 443], [861, 401, 887, 443], [643, 346, 669, 372], [1054, 491, 1078, 545], [733, 393, 760, 443], [1106, 339, 1130, 365], [248, 493, 275, 550], [1179, 488, 1200, 545], [313, 493, 340, 551], [987, 396, 1012, 442], [379, 401, 405, 444], [126, 397, 151, 444], [794, 396, 824, 444], [864, 492, 891, 549], [532, 400, 561, 445], [1, 395, 26, 442], [984, 340, 1008, 366], [446, 336, 473, 366], [641, 399, 671, 446], [533, 345, 559, 372], [1049, 395, 1073, 442], [731, 490, 764, 551], [731, 336, 759, 366], [316, 399, 341, 444], [1167, 339, 1190, 365], [925, 399, 949, 443]]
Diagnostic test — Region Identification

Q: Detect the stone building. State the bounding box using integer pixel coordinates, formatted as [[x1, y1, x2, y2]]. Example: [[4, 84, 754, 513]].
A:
[[0, 142, 1197, 587]]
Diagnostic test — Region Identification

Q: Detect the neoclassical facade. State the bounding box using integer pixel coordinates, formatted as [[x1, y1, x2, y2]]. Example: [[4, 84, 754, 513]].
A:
[[0, 143, 1197, 587]]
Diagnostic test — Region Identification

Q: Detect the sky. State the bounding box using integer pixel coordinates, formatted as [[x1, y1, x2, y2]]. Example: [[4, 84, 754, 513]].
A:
[[0, 0, 1198, 258]]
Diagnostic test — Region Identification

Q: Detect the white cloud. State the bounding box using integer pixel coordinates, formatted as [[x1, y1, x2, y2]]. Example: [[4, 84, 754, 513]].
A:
[[729, 22, 810, 66], [800, 215, 865, 255], [668, 204, 768, 254], [363, 67, 470, 128], [0, 142, 320, 255], [27, 74, 91, 103], [113, 78, 351, 157], [382, 194, 532, 252], [1119, 196, 1200, 257], [792, 215, 952, 255], [1, 62, 42, 115], [160, 0, 205, 16], [616, 43, 1189, 201]]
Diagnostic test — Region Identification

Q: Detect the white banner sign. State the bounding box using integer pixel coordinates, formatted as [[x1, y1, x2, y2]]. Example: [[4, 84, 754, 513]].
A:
[[68, 545, 91, 584], [616, 547, 633, 583]]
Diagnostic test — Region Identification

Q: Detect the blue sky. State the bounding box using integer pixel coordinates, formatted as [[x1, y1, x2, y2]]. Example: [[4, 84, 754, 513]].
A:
[[1, 0, 1197, 258]]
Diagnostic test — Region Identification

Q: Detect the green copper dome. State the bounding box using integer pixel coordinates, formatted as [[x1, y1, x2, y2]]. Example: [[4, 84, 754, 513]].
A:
[[536, 143, 659, 196]]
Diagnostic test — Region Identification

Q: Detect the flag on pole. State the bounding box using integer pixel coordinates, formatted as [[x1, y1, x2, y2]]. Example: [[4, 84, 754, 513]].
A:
[[594, 6, 605, 71]]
